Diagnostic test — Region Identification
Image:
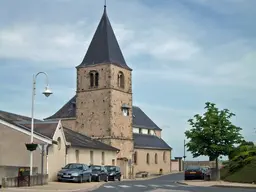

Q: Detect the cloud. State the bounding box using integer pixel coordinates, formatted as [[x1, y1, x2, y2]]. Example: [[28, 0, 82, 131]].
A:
[[1, 0, 256, 160]]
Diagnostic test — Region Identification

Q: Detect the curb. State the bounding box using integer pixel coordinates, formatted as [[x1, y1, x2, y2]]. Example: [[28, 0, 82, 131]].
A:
[[212, 185, 256, 189]]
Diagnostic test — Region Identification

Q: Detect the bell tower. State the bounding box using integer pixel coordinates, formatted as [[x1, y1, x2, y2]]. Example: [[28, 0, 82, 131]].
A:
[[76, 6, 133, 162]]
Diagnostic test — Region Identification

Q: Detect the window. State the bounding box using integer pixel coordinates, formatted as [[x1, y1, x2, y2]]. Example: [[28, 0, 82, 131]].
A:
[[95, 72, 99, 87], [163, 152, 166, 162], [89, 71, 99, 88], [90, 151, 94, 165], [155, 153, 158, 164], [146, 153, 150, 164], [57, 137, 61, 150], [101, 152, 105, 165], [133, 151, 138, 164], [117, 71, 125, 88], [75, 150, 79, 163]]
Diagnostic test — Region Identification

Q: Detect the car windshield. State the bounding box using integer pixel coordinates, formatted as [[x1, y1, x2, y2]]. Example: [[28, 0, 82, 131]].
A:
[[105, 166, 116, 171], [185, 166, 201, 171], [63, 164, 83, 170], [90, 166, 101, 171]]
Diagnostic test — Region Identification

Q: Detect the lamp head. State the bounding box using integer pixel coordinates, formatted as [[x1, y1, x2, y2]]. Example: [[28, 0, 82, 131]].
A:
[[43, 86, 52, 97]]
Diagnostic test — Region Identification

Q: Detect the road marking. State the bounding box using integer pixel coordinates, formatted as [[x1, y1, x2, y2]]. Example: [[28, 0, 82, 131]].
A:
[[164, 184, 175, 187], [134, 184, 147, 187], [149, 184, 160, 187], [104, 185, 115, 188], [118, 185, 130, 188]]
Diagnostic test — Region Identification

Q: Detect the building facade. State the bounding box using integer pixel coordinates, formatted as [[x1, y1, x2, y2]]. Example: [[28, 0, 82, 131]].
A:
[[46, 6, 172, 178]]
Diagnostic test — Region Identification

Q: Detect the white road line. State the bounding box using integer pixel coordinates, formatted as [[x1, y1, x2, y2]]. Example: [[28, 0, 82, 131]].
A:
[[149, 184, 160, 187], [104, 185, 115, 188], [164, 184, 175, 187], [134, 184, 147, 187], [118, 185, 130, 188]]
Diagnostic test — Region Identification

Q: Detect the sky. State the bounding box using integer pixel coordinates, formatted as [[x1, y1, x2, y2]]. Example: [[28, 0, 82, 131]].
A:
[[1, 0, 256, 160]]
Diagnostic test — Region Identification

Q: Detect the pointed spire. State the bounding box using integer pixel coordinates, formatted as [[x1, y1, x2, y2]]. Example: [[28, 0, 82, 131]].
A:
[[78, 5, 131, 70]]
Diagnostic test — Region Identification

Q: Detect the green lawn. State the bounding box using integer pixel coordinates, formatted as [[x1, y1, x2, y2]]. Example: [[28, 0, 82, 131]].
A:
[[220, 159, 256, 183]]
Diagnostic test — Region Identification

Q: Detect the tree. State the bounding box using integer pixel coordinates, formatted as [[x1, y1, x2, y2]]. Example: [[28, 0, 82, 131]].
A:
[[185, 102, 244, 180]]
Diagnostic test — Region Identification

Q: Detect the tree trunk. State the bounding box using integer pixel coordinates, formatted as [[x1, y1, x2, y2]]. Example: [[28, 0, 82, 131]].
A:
[[215, 157, 220, 181]]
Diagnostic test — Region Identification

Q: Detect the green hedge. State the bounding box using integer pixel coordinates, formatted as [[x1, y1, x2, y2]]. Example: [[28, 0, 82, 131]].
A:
[[221, 158, 256, 183]]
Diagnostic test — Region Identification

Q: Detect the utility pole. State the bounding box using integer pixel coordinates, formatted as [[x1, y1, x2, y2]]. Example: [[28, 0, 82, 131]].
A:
[[183, 139, 186, 170]]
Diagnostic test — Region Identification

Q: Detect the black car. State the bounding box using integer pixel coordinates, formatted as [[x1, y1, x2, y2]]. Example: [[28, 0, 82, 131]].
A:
[[184, 166, 204, 180], [89, 165, 109, 182], [105, 165, 122, 181], [57, 163, 92, 183]]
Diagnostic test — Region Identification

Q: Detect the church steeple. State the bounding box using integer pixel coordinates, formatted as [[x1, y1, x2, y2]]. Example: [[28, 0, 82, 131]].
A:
[[78, 5, 131, 70]]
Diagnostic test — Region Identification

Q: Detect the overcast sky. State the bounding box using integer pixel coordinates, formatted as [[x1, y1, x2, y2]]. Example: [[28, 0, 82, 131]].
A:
[[1, 0, 256, 160]]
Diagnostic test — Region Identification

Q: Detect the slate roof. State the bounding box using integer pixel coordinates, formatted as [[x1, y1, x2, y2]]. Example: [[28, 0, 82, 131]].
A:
[[133, 133, 172, 150], [0, 110, 42, 123], [63, 128, 119, 151], [45, 96, 161, 131], [19, 121, 58, 139], [0, 110, 119, 151], [78, 6, 131, 70]]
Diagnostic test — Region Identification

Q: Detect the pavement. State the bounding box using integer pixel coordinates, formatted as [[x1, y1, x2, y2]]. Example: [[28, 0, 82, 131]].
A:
[[0, 182, 102, 192], [91, 173, 256, 192]]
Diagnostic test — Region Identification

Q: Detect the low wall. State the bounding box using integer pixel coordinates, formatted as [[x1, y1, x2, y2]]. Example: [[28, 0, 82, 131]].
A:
[[1, 174, 48, 188]]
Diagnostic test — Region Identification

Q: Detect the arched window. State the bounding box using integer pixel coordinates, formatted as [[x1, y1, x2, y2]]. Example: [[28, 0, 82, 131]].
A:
[[163, 151, 166, 162], [95, 72, 99, 87], [89, 72, 94, 87], [155, 153, 158, 164], [89, 71, 99, 88], [75, 150, 79, 163], [146, 153, 150, 164], [117, 71, 125, 88], [133, 151, 138, 164]]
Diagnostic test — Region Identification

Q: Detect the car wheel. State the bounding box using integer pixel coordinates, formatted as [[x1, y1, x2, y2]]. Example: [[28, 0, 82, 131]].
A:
[[105, 176, 108, 182], [87, 175, 92, 182], [97, 175, 101, 182]]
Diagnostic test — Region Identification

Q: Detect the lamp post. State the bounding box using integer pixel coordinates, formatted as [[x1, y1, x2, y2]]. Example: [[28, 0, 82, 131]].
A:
[[26, 72, 52, 176], [183, 139, 186, 170]]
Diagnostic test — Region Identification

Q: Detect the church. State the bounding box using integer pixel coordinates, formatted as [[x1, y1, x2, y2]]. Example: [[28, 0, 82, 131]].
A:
[[0, 5, 172, 182]]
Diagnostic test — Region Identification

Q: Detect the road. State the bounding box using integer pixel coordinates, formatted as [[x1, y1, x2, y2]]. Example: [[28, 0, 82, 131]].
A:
[[90, 173, 256, 192]]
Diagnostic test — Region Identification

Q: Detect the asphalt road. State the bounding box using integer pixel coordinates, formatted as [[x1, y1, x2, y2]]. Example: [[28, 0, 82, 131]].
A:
[[90, 173, 256, 192]]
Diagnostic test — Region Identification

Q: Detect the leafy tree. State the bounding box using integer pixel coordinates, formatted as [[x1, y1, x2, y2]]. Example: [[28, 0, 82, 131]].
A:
[[185, 102, 243, 180]]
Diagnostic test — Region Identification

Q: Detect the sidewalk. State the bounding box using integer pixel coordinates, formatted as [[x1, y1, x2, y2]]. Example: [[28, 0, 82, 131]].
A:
[[0, 182, 103, 192], [177, 180, 256, 189], [123, 171, 182, 181]]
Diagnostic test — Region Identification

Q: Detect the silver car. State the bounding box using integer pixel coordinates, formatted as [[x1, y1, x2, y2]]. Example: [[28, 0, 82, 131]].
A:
[[57, 163, 92, 183]]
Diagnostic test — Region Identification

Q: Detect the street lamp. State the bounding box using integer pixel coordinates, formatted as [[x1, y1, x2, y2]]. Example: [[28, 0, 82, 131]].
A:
[[26, 72, 52, 176]]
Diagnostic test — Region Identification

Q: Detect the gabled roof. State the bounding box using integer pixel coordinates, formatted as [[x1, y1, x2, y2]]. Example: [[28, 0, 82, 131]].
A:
[[78, 6, 131, 70], [19, 121, 58, 139], [0, 110, 119, 152], [63, 127, 119, 151], [0, 110, 42, 123], [132, 106, 161, 130], [44, 96, 161, 130], [133, 133, 172, 150]]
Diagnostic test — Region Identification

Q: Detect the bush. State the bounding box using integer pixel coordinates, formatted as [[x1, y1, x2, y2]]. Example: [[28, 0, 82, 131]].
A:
[[224, 158, 256, 183]]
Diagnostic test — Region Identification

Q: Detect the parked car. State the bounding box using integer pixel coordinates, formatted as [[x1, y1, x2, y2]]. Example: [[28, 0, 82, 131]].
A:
[[184, 166, 204, 180], [89, 165, 109, 182], [57, 163, 92, 183], [105, 165, 122, 181]]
